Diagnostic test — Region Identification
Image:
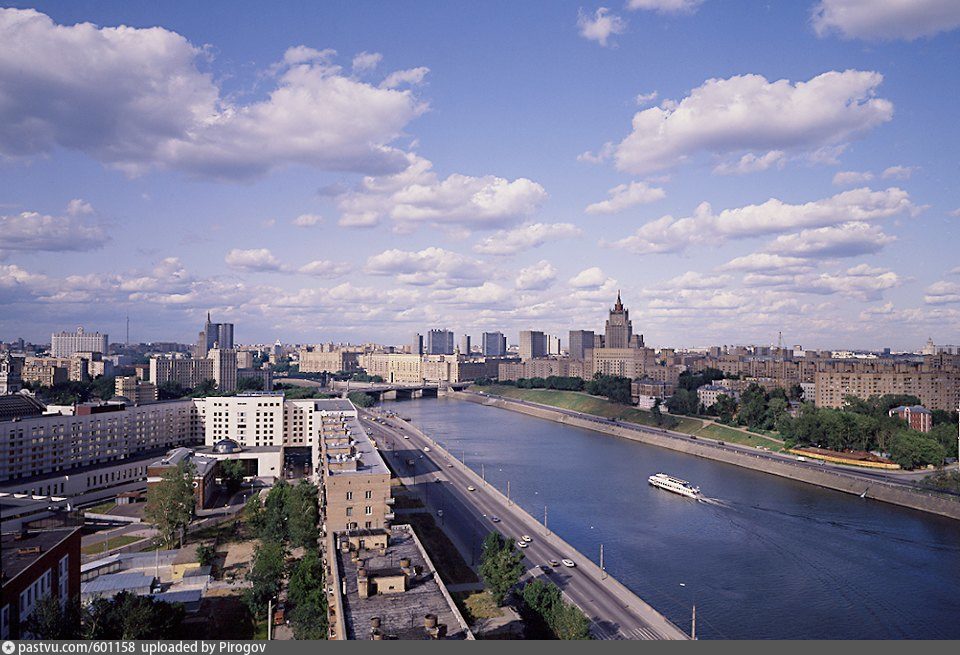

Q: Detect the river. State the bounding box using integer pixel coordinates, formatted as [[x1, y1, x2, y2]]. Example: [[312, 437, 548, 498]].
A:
[[389, 396, 960, 639]]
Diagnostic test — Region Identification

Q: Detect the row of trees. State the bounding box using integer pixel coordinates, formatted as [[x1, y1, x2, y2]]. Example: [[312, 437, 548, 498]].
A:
[[521, 579, 592, 639], [156, 376, 266, 401], [23, 591, 186, 640], [25, 376, 116, 405], [242, 480, 327, 639], [489, 374, 633, 405]]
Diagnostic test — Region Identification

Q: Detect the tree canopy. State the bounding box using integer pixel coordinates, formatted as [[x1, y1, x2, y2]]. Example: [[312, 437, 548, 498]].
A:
[[144, 461, 195, 548], [479, 532, 525, 605]]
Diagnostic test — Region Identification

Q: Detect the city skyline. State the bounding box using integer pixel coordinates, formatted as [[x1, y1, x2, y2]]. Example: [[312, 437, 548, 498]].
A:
[[2, 2, 959, 350]]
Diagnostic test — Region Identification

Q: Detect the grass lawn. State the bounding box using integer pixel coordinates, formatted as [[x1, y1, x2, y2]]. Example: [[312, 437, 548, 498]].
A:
[[85, 500, 118, 514], [454, 590, 502, 624], [81, 534, 141, 555], [476, 386, 703, 433], [474, 386, 785, 450], [401, 513, 479, 586]]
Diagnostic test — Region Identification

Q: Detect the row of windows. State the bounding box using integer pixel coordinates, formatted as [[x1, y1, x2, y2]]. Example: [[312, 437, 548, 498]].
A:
[[344, 506, 374, 516], [345, 490, 374, 500]]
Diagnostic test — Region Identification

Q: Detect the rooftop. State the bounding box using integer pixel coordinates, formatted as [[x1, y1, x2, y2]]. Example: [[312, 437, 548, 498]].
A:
[[324, 412, 388, 477], [81, 571, 153, 596], [1, 527, 80, 583], [336, 525, 470, 640], [0, 394, 46, 422], [313, 398, 357, 413]]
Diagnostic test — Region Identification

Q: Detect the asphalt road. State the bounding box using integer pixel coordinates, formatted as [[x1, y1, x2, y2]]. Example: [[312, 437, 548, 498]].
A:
[[362, 411, 688, 640]]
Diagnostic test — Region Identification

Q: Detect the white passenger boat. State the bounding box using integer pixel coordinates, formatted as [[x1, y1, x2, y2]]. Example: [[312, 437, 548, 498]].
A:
[[648, 473, 701, 499]]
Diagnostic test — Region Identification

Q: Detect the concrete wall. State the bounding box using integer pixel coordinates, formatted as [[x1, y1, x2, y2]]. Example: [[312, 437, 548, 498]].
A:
[[453, 392, 960, 521]]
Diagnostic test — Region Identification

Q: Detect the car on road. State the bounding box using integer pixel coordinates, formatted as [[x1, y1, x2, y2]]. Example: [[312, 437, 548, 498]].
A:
[[437, 509, 444, 517], [490, 516, 500, 523], [561, 559, 576, 568], [434, 478, 443, 483], [539, 564, 551, 573], [521, 535, 532, 543], [423, 446, 431, 452], [446, 463, 453, 468], [403, 435, 410, 439], [517, 541, 528, 549], [467, 485, 476, 492], [548, 559, 560, 567]]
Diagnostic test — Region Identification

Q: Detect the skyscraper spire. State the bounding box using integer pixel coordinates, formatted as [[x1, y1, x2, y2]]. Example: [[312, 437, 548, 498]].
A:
[[614, 290, 623, 312]]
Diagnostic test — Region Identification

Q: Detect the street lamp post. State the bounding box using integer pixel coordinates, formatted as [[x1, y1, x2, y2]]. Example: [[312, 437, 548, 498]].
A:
[[544, 505, 549, 535], [680, 583, 696, 640]]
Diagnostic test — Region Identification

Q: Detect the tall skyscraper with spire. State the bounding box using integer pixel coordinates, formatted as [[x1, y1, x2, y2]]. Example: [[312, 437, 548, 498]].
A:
[[197, 312, 235, 358], [604, 291, 634, 349]]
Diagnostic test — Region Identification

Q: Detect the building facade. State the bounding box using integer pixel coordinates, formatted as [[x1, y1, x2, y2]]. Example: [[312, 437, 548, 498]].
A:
[[0, 353, 23, 394], [51, 327, 108, 358], [196, 313, 234, 359], [481, 332, 507, 357], [518, 331, 546, 361], [426, 330, 454, 356], [568, 330, 594, 360], [115, 376, 159, 404], [299, 348, 361, 374], [150, 357, 215, 389]]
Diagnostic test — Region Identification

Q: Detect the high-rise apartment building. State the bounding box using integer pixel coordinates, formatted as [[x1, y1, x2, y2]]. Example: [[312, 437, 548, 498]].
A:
[[209, 347, 238, 392], [150, 357, 215, 389], [51, 327, 108, 358], [114, 376, 159, 404], [568, 330, 595, 361], [426, 329, 454, 355], [482, 332, 507, 357], [519, 330, 546, 361], [196, 312, 234, 358], [547, 335, 561, 356], [412, 333, 424, 355], [460, 335, 471, 355]]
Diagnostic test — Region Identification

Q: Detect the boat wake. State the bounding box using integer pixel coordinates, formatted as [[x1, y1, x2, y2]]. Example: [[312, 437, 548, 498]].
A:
[[698, 496, 732, 508]]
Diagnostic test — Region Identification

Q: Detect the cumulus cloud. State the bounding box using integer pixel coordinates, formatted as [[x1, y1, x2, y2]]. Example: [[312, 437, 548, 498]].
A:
[[881, 165, 916, 180], [764, 222, 896, 258], [924, 280, 960, 305], [713, 151, 785, 175], [585, 181, 666, 214], [609, 187, 914, 254], [577, 8, 627, 47], [515, 260, 557, 290], [335, 154, 547, 230], [225, 248, 284, 272], [297, 260, 348, 278], [593, 70, 893, 176], [812, 0, 960, 41], [801, 264, 901, 301], [569, 267, 612, 289], [292, 213, 323, 227], [660, 271, 731, 290], [0, 208, 107, 252], [627, 0, 704, 13], [364, 247, 486, 288], [719, 253, 814, 274], [380, 67, 430, 89], [66, 199, 94, 216], [473, 222, 581, 255], [352, 51, 382, 72], [833, 170, 874, 186], [0, 8, 428, 180], [635, 91, 659, 106]]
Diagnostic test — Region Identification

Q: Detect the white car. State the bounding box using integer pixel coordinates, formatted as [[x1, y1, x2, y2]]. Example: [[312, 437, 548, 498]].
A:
[[423, 447, 431, 452], [467, 485, 476, 492], [521, 535, 532, 543], [402, 435, 410, 440], [561, 559, 576, 568], [517, 541, 528, 549]]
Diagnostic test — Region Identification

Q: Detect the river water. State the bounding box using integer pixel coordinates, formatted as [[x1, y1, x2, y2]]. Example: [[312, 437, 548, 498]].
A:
[[391, 396, 960, 639]]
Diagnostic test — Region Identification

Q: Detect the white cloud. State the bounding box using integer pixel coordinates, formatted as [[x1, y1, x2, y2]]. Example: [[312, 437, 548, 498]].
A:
[[597, 70, 893, 176], [627, 0, 704, 13], [569, 267, 611, 289], [585, 181, 666, 214], [719, 253, 814, 274], [292, 213, 323, 227], [380, 67, 430, 89], [801, 264, 901, 301], [0, 209, 107, 252], [635, 91, 659, 106], [764, 222, 896, 258], [66, 199, 94, 216], [0, 8, 428, 180], [577, 8, 627, 47], [225, 248, 284, 272], [812, 0, 960, 41], [833, 170, 874, 186], [473, 222, 581, 255], [515, 260, 557, 290], [352, 51, 382, 72], [713, 150, 785, 175], [609, 187, 914, 254], [336, 154, 547, 230], [364, 247, 485, 288], [950, 208, 960, 218], [881, 165, 916, 180], [660, 271, 731, 290], [297, 259, 348, 278], [924, 280, 960, 305]]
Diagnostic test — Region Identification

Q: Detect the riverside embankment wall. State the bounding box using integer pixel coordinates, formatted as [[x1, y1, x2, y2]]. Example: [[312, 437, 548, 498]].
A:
[[451, 392, 960, 521]]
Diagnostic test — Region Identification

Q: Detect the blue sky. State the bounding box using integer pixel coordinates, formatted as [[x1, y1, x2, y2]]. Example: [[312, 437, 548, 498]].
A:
[[1, 0, 958, 350]]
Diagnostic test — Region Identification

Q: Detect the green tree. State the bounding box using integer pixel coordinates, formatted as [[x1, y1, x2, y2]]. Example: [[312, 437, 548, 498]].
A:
[[219, 459, 246, 493], [84, 592, 185, 639], [24, 595, 82, 639], [712, 394, 738, 424], [287, 480, 320, 549], [666, 388, 699, 416], [889, 431, 946, 469], [550, 601, 592, 639], [287, 549, 328, 639], [242, 493, 265, 533], [347, 391, 375, 408], [479, 532, 525, 605], [144, 462, 195, 548], [245, 540, 287, 619], [237, 376, 265, 391], [261, 480, 291, 543], [196, 543, 216, 567]]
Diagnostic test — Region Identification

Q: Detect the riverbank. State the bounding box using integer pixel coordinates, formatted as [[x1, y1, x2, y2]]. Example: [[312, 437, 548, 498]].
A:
[[452, 390, 960, 521]]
